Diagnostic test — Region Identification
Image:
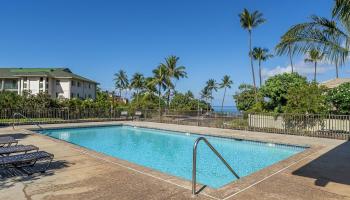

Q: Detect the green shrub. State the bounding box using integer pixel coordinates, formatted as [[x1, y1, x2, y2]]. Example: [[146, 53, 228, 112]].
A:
[[326, 82, 350, 115]]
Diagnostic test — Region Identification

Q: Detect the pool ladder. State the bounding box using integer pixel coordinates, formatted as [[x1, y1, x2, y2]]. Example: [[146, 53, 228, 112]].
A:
[[192, 137, 240, 196], [12, 113, 43, 130]]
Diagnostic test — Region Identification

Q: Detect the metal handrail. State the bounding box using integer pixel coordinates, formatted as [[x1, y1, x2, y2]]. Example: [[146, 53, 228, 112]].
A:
[[12, 113, 43, 130], [192, 137, 240, 196]]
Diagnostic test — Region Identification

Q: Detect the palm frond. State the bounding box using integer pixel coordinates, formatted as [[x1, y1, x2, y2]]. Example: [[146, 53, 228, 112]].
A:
[[275, 15, 350, 66]]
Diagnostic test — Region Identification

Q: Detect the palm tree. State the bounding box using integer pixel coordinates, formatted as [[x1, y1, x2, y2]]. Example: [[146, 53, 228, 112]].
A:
[[205, 79, 218, 110], [206, 79, 218, 91], [276, 0, 350, 78], [161, 55, 187, 108], [144, 77, 157, 94], [200, 87, 212, 112], [239, 9, 266, 99], [332, 0, 350, 22], [304, 49, 324, 82], [252, 47, 273, 86], [130, 73, 145, 107], [149, 65, 171, 115], [219, 75, 233, 113], [114, 70, 129, 98]]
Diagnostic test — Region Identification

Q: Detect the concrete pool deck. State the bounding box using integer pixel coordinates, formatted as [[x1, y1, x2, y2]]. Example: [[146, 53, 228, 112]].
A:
[[0, 121, 349, 200]]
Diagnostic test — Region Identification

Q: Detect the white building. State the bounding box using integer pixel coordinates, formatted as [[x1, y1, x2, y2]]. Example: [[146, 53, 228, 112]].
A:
[[0, 68, 98, 99]]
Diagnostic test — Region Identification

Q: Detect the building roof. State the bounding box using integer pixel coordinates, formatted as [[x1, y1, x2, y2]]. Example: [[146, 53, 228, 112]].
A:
[[0, 68, 98, 84], [320, 78, 350, 88]]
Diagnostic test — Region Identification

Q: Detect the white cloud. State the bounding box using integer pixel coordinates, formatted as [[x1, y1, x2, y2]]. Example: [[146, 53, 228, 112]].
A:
[[262, 60, 334, 79]]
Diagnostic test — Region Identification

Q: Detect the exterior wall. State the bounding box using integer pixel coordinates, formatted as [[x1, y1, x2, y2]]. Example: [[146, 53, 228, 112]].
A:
[[248, 114, 350, 132], [70, 79, 96, 99], [28, 77, 40, 94], [52, 78, 71, 99]]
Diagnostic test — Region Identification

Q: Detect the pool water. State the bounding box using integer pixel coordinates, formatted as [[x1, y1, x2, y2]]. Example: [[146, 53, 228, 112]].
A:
[[39, 125, 305, 188]]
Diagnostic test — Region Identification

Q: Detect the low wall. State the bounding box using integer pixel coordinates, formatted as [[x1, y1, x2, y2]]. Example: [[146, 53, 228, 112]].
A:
[[248, 114, 350, 132]]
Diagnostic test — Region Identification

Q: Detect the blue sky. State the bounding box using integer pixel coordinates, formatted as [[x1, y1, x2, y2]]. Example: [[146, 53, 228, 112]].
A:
[[0, 0, 347, 106]]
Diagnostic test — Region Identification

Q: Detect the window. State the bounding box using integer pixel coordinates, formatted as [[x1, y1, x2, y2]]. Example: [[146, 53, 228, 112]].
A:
[[0, 80, 2, 89], [4, 79, 18, 89], [56, 92, 58, 98], [71, 80, 75, 86], [56, 80, 60, 86], [77, 93, 80, 98], [46, 78, 49, 82], [88, 94, 91, 98], [39, 77, 43, 90], [89, 84, 91, 89], [77, 82, 81, 87], [71, 93, 74, 98]]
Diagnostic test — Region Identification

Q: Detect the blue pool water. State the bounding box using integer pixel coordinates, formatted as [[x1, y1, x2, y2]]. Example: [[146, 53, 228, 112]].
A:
[[39, 125, 305, 188]]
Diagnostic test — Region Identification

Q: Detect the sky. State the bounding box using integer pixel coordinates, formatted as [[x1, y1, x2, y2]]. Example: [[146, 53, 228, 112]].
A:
[[0, 0, 347, 106]]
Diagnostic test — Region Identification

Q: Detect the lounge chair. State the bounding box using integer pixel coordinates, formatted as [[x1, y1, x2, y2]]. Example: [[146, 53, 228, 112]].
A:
[[0, 145, 39, 156], [0, 136, 18, 147], [0, 151, 54, 174]]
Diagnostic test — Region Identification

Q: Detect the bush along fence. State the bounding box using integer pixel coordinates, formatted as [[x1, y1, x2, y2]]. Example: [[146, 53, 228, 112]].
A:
[[1, 108, 349, 140], [139, 110, 350, 140]]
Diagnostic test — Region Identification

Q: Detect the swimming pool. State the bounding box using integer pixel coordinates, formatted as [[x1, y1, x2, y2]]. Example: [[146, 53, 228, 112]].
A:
[[39, 125, 305, 188]]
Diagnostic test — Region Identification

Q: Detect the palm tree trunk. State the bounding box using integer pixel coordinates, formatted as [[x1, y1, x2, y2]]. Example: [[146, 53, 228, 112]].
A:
[[206, 97, 209, 113], [167, 89, 170, 110], [336, 63, 339, 78], [221, 87, 226, 113], [288, 45, 294, 73], [258, 59, 262, 87], [158, 84, 161, 117], [136, 89, 139, 108], [314, 62, 317, 82], [249, 31, 257, 101]]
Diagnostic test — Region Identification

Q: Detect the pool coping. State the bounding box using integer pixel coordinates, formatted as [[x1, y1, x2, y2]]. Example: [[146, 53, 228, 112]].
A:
[[24, 122, 323, 200]]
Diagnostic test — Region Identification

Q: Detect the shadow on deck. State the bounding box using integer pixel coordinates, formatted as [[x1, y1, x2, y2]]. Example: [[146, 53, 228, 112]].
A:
[[292, 141, 350, 187]]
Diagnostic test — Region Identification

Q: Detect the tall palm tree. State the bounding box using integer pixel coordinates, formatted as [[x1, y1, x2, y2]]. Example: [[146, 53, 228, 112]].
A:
[[239, 8, 266, 99], [205, 79, 218, 110], [130, 73, 145, 107], [149, 65, 171, 115], [276, 0, 350, 78], [219, 75, 233, 113], [114, 70, 129, 98], [200, 87, 212, 112], [161, 55, 187, 108], [304, 49, 324, 82], [252, 47, 273, 86]]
